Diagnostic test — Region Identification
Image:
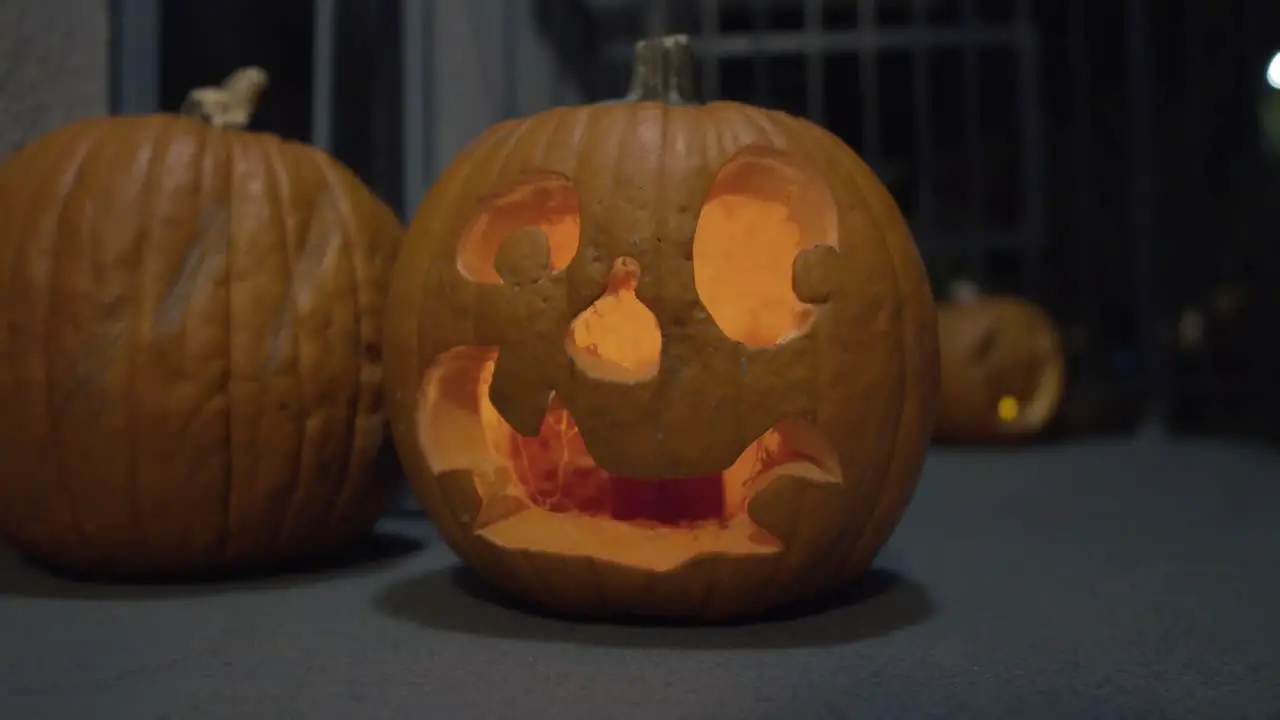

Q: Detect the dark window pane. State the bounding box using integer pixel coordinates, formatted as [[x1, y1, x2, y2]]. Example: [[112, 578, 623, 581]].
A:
[[159, 0, 314, 142], [333, 0, 403, 217]]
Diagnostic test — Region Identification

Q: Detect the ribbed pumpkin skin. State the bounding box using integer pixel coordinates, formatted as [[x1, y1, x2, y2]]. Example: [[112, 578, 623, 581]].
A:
[[0, 115, 403, 577], [385, 99, 940, 620], [935, 296, 1065, 442]]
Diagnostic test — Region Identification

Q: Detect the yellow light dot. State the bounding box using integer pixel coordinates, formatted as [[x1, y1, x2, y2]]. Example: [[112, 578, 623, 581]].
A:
[[997, 395, 1020, 422]]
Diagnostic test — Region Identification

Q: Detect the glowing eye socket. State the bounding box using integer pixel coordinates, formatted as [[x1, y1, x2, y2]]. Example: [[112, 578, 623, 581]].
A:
[[456, 172, 580, 285], [692, 147, 838, 348]]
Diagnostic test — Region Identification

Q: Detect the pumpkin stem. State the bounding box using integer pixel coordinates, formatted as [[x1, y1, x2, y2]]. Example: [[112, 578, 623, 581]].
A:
[[948, 278, 983, 304], [624, 34, 697, 104], [178, 66, 269, 130]]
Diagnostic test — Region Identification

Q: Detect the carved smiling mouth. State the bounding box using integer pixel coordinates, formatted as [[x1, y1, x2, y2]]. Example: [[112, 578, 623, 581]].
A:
[[494, 369, 824, 528], [417, 347, 841, 568]]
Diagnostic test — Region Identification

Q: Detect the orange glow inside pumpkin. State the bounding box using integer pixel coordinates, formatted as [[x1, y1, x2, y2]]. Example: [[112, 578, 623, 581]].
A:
[[419, 152, 842, 567]]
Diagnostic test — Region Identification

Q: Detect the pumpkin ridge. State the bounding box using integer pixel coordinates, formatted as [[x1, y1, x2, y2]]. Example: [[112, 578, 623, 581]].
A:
[[680, 123, 732, 617], [45, 126, 115, 557], [727, 115, 841, 585], [213, 131, 235, 563], [0, 122, 98, 550], [305, 148, 400, 548], [296, 150, 335, 546], [393, 121, 515, 563], [224, 134, 248, 561], [807, 135, 906, 578], [526, 107, 630, 611], [427, 115, 543, 553], [263, 138, 309, 553], [129, 120, 176, 563], [537, 107, 616, 609], [0, 135, 38, 544], [323, 160, 374, 538], [766, 110, 918, 586], [530, 108, 615, 612], [725, 107, 838, 597], [778, 116, 890, 585], [418, 117, 554, 587], [837, 135, 936, 574]]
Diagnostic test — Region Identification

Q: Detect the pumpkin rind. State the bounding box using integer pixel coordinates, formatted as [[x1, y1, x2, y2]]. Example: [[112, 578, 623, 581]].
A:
[[385, 36, 939, 620], [0, 106, 403, 576], [935, 295, 1066, 442]]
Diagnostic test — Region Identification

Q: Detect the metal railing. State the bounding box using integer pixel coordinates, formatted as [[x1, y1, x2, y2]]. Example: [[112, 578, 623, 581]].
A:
[[107, 0, 1278, 445]]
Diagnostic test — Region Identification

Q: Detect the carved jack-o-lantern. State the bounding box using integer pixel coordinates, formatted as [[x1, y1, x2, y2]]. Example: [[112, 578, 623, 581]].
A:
[[935, 284, 1065, 443], [384, 36, 940, 620]]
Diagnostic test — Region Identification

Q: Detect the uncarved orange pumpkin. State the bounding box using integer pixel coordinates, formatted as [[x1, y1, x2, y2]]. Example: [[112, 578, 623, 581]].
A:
[[0, 68, 403, 577], [935, 286, 1065, 442], [384, 36, 940, 620]]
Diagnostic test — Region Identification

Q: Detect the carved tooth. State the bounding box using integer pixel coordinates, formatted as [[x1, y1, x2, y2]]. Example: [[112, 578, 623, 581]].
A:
[[488, 349, 552, 437]]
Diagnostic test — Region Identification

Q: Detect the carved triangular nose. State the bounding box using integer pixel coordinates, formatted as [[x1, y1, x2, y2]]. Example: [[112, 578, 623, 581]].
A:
[[565, 256, 662, 384]]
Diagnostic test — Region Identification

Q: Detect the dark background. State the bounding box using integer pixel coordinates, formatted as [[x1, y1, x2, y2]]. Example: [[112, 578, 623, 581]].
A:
[[4, 4, 1272, 715], [142, 0, 1280, 446]]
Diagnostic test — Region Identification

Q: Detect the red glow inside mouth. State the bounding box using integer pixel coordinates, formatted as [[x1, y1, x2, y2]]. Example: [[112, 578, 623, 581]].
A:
[[505, 397, 805, 527]]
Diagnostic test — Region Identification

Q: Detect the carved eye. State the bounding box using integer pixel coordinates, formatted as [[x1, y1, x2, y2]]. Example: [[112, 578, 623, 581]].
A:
[[692, 147, 839, 348], [456, 172, 580, 285], [972, 321, 998, 362]]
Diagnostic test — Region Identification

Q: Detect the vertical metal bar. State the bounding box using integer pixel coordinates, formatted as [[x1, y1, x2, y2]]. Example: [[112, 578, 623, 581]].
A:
[[1242, 0, 1262, 81], [700, 0, 722, 100], [401, 0, 435, 220], [1125, 0, 1163, 429], [1067, 0, 1098, 378], [1181, 0, 1217, 416], [910, 0, 935, 228], [803, 0, 826, 124], [110, 0, 161, 114], [501, 0, 520, 118], [960, 0, 987, 285], [1240, 0, 1270, 417], [645, 0, 669, 36], [856, 0, 881, 165], [751, 0, 772, 106], [1014, 0, 1045, 296], [311, 0, 337, 151], [394, 0, 435, 512]]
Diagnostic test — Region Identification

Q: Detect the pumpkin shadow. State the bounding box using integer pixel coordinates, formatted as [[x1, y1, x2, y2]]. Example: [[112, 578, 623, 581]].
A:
[[0, 528, 424, 600], [374, 564, 937, 650]]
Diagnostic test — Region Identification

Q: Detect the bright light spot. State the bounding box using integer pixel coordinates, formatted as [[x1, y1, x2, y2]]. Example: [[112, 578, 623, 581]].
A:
[[1267, 52, 1280, 90], [997, 395, 1021, 423]]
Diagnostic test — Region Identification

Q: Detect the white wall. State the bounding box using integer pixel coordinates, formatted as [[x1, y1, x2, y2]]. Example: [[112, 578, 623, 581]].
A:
[[0, 0, 109, 159], [427, 1, 584, 180]]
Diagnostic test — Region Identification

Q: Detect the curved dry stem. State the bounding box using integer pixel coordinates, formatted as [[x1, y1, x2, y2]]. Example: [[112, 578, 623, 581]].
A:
[[178, 66, 269, 129], [624, 34, 697, 104]]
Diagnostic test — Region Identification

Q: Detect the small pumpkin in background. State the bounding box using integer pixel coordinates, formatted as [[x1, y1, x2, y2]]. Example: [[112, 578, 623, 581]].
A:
[[935, 280, 1065, 442], [384, 35, 939, 621], [0, 67, 403, 578]]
